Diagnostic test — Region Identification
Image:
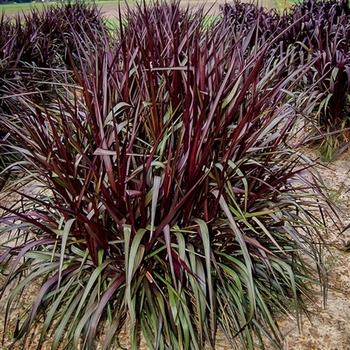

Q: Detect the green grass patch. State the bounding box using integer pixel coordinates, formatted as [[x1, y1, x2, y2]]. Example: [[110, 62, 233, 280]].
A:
[[0, 1, 135, 16], [275, 0, 298, 9], [0, 2, 45, 14]]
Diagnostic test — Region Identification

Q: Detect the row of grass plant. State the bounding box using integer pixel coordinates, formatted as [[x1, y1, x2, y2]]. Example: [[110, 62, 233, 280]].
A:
[[0, 0, 343, 349]]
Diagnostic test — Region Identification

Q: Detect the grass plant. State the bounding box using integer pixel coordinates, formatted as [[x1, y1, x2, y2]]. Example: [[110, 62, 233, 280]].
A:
[[0, 1, 339, 349], [283, 0, 350, 160]]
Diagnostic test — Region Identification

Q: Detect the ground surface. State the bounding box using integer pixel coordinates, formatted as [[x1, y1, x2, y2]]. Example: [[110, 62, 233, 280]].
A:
[[275, 149, 350, 350]]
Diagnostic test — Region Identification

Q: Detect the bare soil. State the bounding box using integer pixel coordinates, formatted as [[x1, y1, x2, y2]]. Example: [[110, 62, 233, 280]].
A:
[[275, 149, 350, 350]]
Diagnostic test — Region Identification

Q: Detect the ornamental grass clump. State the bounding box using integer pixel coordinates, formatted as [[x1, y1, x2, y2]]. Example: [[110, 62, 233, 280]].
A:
[[0, 1, 107, 113], [12, 0, 106, 71], [0, 1, 109, 176], [305, 26, 350, 161], [221, 0, 350, 161], [0, 1, 334, 349], [281, 0, 350, 160], [219, 0, 282, 47]]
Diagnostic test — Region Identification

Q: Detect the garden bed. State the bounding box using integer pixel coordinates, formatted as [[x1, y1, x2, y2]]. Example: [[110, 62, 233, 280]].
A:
[[1, 0, 350, 349]]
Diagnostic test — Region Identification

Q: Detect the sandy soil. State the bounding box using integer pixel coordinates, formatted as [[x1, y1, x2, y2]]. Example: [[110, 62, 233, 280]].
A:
[[275, 149, 350, 350]]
